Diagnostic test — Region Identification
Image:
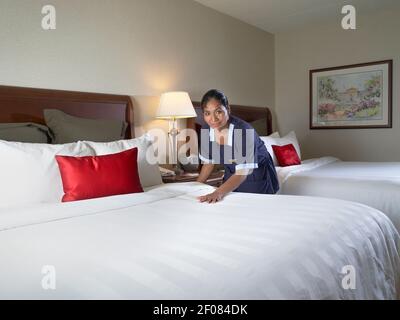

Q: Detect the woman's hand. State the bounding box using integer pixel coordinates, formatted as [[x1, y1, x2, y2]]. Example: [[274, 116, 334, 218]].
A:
[[197, 191, 225, 204], [197, 173, 248, 204]]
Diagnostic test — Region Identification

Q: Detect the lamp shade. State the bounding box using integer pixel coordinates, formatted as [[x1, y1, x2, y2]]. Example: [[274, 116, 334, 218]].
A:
[[156, 92, 197, 119]]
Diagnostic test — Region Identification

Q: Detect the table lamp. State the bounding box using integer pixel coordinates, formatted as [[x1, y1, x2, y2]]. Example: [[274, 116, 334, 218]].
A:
[[156, 91, 196, 174]]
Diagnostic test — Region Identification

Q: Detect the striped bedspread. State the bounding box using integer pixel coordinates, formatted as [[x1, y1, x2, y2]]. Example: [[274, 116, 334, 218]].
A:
[[0, 182, 399, 299]]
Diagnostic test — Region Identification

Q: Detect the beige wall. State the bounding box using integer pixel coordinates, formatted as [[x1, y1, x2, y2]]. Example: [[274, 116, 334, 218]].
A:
[[275, 9, 400, 161], [0, 0, 275, 138]]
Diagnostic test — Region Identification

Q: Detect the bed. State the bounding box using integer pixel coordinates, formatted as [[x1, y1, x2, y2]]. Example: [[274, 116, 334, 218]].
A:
[[0, 182, 399, 299], [0, 86, 399, 300], [276, 158, 400, 233]]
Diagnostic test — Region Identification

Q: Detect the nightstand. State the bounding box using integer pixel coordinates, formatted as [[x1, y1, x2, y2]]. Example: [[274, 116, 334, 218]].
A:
[[162, 170, 224, 187]]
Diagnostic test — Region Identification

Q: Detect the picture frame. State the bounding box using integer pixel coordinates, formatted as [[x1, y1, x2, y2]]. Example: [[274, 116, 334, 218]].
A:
[[310, 60, 392, 129]]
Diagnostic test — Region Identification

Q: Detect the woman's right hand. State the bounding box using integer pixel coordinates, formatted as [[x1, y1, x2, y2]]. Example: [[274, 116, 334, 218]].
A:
[[197, 190, 225, 204]]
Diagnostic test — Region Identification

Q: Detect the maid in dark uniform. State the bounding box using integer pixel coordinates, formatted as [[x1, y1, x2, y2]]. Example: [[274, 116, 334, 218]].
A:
[[197, 89, 279, 203]]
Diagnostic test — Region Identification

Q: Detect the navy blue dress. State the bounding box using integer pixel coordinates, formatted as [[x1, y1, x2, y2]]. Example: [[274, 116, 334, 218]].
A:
[[199, 115, 279, 194]]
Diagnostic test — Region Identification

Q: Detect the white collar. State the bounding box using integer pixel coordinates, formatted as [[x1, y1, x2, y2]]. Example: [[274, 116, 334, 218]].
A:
[[210, 123, 235, 146]]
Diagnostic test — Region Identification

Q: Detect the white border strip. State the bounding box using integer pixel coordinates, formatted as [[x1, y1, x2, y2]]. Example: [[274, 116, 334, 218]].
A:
[[235, 163, 258, 170], [199, 153, 215, 164]]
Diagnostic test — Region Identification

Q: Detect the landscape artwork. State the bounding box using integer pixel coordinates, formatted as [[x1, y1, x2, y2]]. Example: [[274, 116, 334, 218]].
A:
[[310, 60, 392, 129]]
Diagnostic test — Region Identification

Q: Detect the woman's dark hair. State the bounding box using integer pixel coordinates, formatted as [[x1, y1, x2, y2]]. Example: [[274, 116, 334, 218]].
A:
[[200, 89, 230, 113]]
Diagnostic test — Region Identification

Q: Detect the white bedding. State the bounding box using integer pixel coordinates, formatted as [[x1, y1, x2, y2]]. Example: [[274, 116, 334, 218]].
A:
[[0, 182, 399, 299], [277, 158, 400, 233]]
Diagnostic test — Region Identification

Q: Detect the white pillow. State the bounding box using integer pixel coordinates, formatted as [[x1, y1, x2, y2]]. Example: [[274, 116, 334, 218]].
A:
[[260, 132, 281, 165], [83, 134, 162, 188], [0, 140, 91, 208], [260, 131, 301, 166], [268, 132, 280, 139]]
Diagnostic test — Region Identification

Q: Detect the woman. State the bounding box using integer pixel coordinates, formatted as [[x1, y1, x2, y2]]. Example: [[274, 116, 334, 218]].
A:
[[197, 89, 279, 203]]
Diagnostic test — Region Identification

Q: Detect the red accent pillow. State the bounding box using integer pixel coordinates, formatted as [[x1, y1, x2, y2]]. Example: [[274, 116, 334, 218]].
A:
[[272, 144, 301, 167], [55, 148, 143, 202]]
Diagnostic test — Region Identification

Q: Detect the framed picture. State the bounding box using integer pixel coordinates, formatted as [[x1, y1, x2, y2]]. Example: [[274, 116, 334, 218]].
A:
[[310, 60, 392, 129]]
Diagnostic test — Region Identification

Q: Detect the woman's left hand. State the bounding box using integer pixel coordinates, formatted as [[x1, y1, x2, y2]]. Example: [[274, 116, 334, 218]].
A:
[[197, 191, 225, 204]]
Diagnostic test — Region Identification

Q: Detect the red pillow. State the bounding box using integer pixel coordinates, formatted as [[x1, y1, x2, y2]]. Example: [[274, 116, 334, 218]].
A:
[[55, 148, 143, 202], [272, 144, 301, 167]]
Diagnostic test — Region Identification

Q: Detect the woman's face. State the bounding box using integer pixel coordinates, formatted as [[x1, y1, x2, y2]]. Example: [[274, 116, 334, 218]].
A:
[[203, 99, 229, 130]]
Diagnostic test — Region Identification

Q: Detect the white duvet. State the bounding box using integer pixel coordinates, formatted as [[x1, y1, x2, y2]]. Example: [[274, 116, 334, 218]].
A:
[[277, 158, 400, 233], [0, 182, 399, 299]]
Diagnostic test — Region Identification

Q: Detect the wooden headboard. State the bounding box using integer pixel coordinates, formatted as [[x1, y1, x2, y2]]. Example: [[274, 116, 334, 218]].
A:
[[0, 85, 134, 138], [187, 101, 273, 135]]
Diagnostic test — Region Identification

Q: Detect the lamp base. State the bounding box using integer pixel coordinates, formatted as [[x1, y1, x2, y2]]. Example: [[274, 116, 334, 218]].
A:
[[172, 162, 184, 175]]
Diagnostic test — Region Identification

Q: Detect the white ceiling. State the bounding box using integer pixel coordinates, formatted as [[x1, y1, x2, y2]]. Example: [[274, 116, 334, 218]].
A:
[[193, 0, 400, 33]]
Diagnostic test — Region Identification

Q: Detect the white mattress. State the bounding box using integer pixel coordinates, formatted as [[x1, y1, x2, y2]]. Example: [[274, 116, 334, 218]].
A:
[[0, 182, 399, 299], [277, 157, 400, 233]]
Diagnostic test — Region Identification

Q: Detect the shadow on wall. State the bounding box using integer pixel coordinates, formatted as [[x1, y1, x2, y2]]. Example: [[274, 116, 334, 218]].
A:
[[270, 109, 279, 134], [131, 95, 166, 137], [300, 129, 398, 161]]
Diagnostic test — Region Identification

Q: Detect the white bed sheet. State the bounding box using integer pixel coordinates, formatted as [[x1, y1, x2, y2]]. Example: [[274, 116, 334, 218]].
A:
[[0, 182, 399, 299], [277, 158, 400, 233]]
